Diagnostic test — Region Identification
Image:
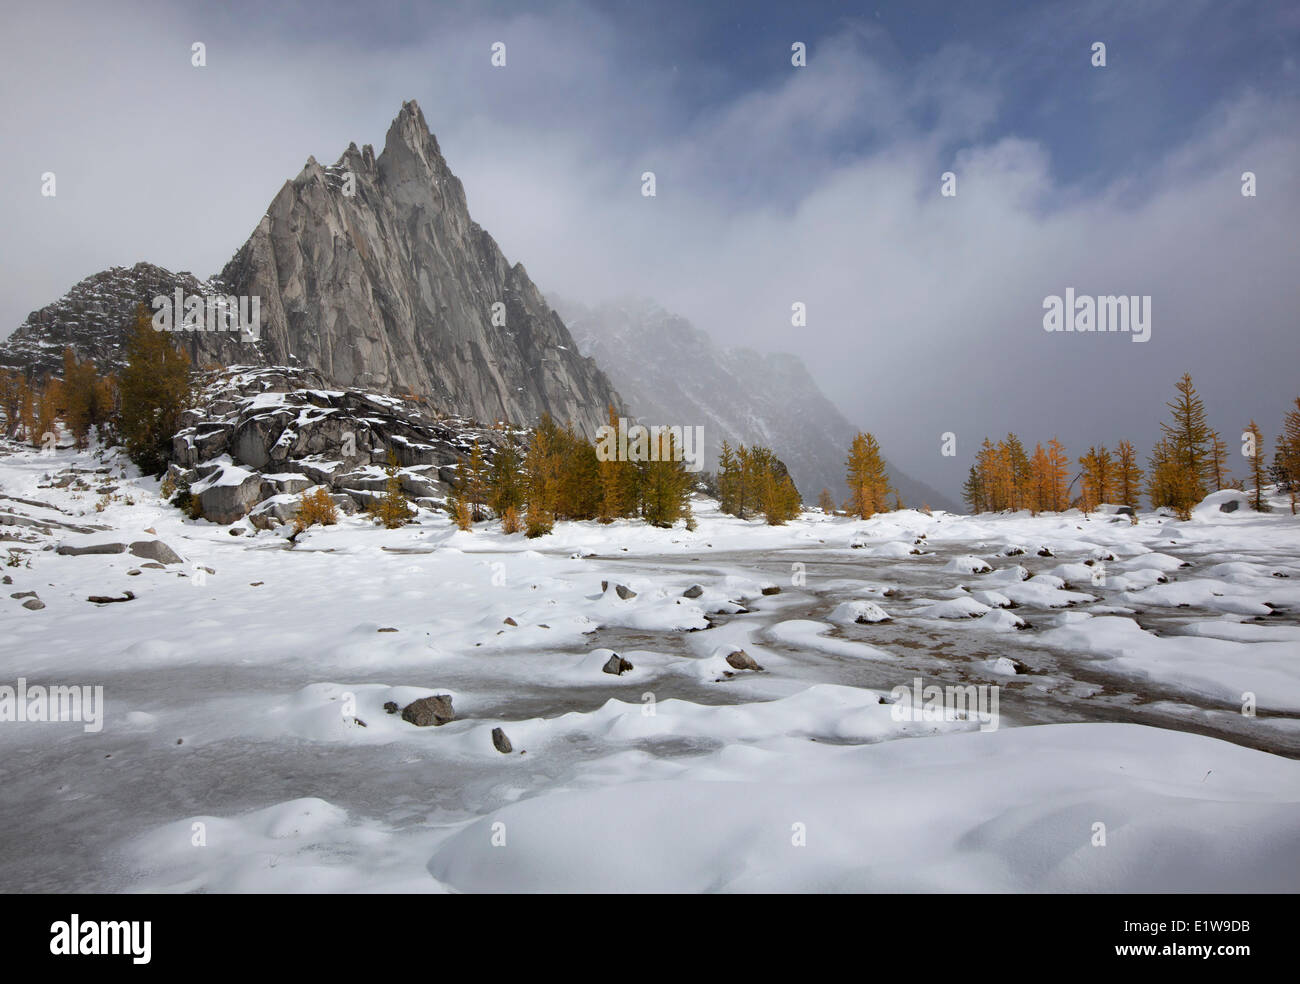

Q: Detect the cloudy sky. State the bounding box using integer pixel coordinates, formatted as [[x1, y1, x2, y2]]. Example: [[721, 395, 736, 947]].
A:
[[2, 0, 1297, 498]]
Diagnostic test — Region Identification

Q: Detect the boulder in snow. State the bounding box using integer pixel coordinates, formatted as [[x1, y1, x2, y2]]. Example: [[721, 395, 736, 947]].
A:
[[602, 654, 634, 675], [401, 695, 455, 727]]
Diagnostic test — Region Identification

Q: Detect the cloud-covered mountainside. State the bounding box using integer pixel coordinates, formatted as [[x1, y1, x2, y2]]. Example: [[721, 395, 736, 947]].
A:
[[558, 295, 957, 510]]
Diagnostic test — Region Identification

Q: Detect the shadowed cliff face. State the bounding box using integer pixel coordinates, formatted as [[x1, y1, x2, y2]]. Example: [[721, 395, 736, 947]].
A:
[[2, 101, 622, 437]]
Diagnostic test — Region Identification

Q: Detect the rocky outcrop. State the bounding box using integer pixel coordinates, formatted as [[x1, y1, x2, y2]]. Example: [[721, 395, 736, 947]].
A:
[[192, 465, 264, 525], [0, 263, 215, 377], [167, 366, 523, 524]]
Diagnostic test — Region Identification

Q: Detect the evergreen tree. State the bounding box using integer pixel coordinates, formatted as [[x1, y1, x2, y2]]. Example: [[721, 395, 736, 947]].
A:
[[461, 441, 489, 522], [34, 376, 59, 449], [1003, 433, 1031, 510], [845, 432, 891, 519], [760, 466, 801, 525], [1079, 445, 1115, 512], [61, 347, 106, 449], [556, 422, 601, 520], [0, 371, 23, 439], [371, 451, 413, 528], [1115, 440, 1144, 510], [1046, 437, 1071, 512], [488, 439, 525, 517], [737, 444, 762, 518], [1206, 431, 1231, 491], [1279, 397, 1300, 515], [596, 406, 638, 521], [523, 413, 561, 536], [639, 431, 692, 527], [975, 438, 1002, 510], [961, 465, 985, 514], [1147, 436, 1195, 518], [1027, 443, 1051, 515], [120, 304, 194, 475], [17, 376, 35, 444], [717, 440, 739, 516], [1160, 372, 1211, 503], [1245, 420, 1267, 512]]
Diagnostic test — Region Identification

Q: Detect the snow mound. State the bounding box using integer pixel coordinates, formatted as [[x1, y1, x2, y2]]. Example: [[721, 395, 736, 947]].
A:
[[828, 600, 892, 625]]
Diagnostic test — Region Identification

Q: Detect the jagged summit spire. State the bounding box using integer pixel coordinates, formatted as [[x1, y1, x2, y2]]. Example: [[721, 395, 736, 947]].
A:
[[385, 99, 438, 154]]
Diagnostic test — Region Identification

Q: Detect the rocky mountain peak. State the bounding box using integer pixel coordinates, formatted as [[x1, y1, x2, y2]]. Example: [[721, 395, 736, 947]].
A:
[[1, 102, 623, 436]]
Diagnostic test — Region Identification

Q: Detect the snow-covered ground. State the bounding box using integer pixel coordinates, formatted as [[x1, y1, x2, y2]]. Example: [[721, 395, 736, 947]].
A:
[[2, 441, 1298, 892]]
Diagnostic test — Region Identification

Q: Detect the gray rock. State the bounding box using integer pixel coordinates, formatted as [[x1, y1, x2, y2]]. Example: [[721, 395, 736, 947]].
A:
[[491, 727, 513, 753], [682, 584, 704, 598], [231, 412, 294, 469], [22, 598, 45, 611], [761, 585, 781, 596], [196, 469, 263, 524], [271, 474, 313, 494], [400, 694, 455, 727], [128, 540, 184, 565], [1220, 499, 1241, 513], [725, 649, 763, 672], [248, 497, 300, 530], [602, 653, 634, 675], [57, 542, 126, 556], [614, 584, 636, 600], [329, 493, 359, 515]]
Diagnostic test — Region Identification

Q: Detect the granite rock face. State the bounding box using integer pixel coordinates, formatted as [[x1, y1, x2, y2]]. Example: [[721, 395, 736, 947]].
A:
[[214, 100, 620, 435]]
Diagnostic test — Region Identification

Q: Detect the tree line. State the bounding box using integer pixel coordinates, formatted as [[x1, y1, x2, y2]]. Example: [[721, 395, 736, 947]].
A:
[[6, 310, 1296, 530], [961, 373, 1300, 518], [445, 406, 696, 536]]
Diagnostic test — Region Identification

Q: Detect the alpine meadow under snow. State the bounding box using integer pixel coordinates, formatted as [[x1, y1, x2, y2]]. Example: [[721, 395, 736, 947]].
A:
[[2, 1, 1299, 904], [1, 430, 1298, 892]]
